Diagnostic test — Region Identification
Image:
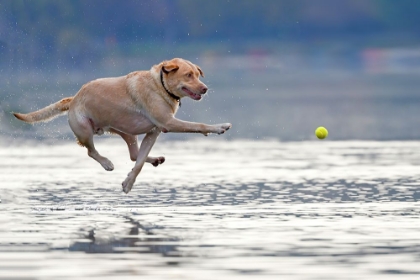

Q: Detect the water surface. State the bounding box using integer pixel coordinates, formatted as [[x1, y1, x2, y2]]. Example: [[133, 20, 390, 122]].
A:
[[1, 139, 420, 279]]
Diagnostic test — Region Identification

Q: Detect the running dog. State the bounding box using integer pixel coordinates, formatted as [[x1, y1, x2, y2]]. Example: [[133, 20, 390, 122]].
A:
[[13, 58, 232, 193]]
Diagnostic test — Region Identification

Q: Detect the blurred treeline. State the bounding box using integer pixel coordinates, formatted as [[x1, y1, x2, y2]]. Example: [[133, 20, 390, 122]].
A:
[[1, 0, 420, 68]]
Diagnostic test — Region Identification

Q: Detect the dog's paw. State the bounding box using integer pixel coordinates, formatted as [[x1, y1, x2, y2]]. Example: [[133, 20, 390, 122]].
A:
[[100, 158, 114, 171], [122, 174, 135, 194], [214, 123, 232, 135], [149, 156, 165, 167]]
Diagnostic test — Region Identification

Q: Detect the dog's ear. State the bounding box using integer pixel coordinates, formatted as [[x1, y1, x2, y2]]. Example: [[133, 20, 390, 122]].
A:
[[197, 66, 204, 77], [162, 62, 179, 73]]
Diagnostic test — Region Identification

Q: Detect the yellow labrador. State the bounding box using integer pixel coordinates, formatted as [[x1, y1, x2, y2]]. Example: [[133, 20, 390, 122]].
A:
[[13, 58, 232, 193]]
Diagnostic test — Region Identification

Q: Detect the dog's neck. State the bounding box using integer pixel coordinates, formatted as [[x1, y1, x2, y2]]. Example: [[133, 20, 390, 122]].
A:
[[160, 68, 181, 107]]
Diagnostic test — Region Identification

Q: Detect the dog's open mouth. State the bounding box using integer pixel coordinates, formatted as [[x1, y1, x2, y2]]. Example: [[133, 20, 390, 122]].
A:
[[182, 87, 202, 100]]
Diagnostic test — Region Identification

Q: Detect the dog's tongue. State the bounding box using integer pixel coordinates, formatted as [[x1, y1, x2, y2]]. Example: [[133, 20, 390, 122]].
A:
[[191, 93, 201, 100], [183, 87, 201, 100]]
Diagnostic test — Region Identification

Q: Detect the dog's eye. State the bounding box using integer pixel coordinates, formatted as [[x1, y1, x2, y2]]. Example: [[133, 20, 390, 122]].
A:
[[186, 73, 192, 78]]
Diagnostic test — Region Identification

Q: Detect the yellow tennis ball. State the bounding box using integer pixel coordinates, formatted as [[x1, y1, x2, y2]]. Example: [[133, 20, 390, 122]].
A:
[[315, 126, 328, 139]]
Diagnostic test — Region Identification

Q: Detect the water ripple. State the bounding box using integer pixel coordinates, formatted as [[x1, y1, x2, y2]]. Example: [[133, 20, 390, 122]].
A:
[[1, 139, 420, 279]]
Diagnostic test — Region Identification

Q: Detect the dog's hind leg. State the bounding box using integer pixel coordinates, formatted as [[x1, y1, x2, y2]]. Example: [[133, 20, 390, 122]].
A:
[[122, 128, 161, 193], [69, 113, 114, 171], [110, 128, 165, 166]]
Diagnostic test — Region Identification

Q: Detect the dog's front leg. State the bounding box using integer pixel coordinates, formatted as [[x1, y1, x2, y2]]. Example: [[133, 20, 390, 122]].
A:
[[122, 128, 161, 194], [162, 118, 231, 136]]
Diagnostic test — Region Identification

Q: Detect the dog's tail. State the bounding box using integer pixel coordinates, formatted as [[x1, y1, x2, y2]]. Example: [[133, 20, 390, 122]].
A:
[[13, 97, 73, 124]]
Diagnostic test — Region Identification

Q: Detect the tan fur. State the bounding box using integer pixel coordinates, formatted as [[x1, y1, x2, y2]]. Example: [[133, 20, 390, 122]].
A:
[[13, 58, 231, 193], [13, 97, 72, 123]]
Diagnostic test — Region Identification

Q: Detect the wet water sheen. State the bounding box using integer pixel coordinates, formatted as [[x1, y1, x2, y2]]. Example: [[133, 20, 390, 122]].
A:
[[1, 139, 420, 279]]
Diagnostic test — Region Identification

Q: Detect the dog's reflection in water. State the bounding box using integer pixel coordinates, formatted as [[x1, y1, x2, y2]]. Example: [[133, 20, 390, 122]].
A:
[[69, 217, 180, 257]]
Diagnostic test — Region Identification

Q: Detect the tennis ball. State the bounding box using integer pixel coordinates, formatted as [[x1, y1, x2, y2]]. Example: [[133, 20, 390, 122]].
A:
[[315, 126, 328, 139]]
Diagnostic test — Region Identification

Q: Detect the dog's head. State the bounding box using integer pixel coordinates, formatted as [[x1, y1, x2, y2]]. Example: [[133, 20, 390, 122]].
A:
[[158, 58, 208, 101]]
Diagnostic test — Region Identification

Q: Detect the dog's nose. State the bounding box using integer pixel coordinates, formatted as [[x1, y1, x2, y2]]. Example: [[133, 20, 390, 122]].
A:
[[201, 86, 208, 94]]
